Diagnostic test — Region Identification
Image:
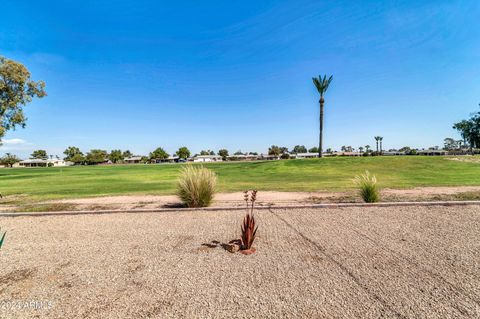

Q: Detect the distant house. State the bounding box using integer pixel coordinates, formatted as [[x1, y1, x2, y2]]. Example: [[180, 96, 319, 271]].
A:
[[227, 154, 259, 161], [383, 151, 406, 156], [17, 158, 73, 167], [295, 152, 319, 159], [165, 155, 180, 163], [259, 154, 280, 160], [193, 155, 223, 162], [417, 149, 448, 156], [330, 151, 362, 157], [124, 156, 144, 164], [153, 156, 180, 163]]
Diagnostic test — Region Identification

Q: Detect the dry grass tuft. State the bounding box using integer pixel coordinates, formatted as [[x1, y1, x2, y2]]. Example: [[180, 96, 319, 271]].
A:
[[353, 170, 380, 203], [177, 165, 217, 207]]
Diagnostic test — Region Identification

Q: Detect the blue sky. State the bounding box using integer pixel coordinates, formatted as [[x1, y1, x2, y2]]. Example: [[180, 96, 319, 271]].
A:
[[1, 0, 479, 158]]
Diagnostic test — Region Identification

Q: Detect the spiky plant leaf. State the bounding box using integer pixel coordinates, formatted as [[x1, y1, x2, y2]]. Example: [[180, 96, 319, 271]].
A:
[[0, 230, 6, 249]]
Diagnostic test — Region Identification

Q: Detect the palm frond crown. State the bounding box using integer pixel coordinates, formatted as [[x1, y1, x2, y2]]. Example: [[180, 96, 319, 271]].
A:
[[312, 75, 333, 96]]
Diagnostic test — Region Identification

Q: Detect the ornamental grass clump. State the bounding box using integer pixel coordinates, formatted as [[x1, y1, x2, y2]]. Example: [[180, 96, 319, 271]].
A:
[[240, 190, 258, 253], [177, 165, 217, 208], [353, 170, 380, 203]]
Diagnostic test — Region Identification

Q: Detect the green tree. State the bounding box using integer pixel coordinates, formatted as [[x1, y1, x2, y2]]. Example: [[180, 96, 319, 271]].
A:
[[0, 153, 20, 167], [0, 56, 47, 142], [150, 147, 169, 160], [176, 146, 190, 159], [109, 149, 123, 163], [399, 146, 411, 153], [268, 145, 281, 156], [443, 138, 457, 150], [218, 149, 229, 160], [86, 149, 108, 165], [453, 108, 480, 153], [31, 149, 47, 160], [122, 150, 132, 159], [292, 145, 307, 154], [308, 146, 319, 153], [69, 153, 85, 165], [234, 150, 243, 155], [312, 74, 333, 157], [365, 145, 371, 153], [63, 146, 83, 161], [200, 150, 210, 156]]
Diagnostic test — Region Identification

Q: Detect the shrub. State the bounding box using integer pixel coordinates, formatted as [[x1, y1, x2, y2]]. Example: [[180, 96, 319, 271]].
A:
[[353, 171, 380, 203], [177, 165, 217, 207]]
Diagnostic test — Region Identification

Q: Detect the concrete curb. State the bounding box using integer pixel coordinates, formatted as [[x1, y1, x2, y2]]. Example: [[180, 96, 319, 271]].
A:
[[1, 200, 480, 217]]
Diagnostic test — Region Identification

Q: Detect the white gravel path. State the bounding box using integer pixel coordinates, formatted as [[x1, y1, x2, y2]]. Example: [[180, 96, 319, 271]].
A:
[[0, 205, 479, 318]]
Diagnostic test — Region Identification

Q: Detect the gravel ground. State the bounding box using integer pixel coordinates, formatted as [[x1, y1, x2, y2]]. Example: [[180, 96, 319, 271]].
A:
[[0, 205, 479, 318]]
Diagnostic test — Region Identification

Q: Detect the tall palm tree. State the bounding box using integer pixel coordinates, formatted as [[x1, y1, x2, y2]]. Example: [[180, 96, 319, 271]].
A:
[[374, 136, 381, 153], [365, 145, 371, 153], [312, 75, 333, 157], [379, 136, 383, 154]]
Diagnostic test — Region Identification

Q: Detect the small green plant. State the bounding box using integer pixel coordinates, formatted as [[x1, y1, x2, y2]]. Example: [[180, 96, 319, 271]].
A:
[[0, 228, 6, 249], [177, 165, 217, 207], [353, 171, 380, 203], [240, 190, 258, 251]]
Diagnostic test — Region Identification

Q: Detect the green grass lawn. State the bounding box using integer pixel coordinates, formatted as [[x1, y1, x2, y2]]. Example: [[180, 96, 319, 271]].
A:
[[1, 156, 480, 202]]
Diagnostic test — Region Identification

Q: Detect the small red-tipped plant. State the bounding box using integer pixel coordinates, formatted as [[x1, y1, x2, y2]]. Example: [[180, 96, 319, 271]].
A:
[[241, 190, 258, 251]]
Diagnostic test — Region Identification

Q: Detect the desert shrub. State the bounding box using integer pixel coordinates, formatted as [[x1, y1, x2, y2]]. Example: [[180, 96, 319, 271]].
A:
[[177, 165, 217, 207], [241, 190, 259, 251], [353, 171, 380, 203]]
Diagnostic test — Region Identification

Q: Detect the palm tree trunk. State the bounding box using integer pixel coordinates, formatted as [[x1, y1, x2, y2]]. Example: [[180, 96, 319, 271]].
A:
[[380, 140, 383, 154], [319, 97, 324, 158]]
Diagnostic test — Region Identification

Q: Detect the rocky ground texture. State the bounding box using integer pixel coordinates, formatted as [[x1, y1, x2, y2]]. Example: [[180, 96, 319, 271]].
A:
[[1, 205, 479, 318]]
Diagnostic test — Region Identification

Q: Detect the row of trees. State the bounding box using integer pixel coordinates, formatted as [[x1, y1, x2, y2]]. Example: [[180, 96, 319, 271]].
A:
[[61, 146, 193, 165], [268, 145, 319, 156]]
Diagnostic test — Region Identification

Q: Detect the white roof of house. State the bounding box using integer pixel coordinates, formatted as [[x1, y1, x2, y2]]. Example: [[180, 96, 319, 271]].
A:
[[124, 156, 143, 161], [20, 158, 64, 164], [260, 154, 279, 157], [296, 153, 319, 156], [229, 154, 258, 158], [194, 155, 222, 158], [20, 159, 47, 164]]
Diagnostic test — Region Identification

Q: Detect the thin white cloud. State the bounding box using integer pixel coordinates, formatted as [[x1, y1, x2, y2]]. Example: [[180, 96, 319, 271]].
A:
[[0, 138, 34, 153], [2, 138, 27, 145]]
